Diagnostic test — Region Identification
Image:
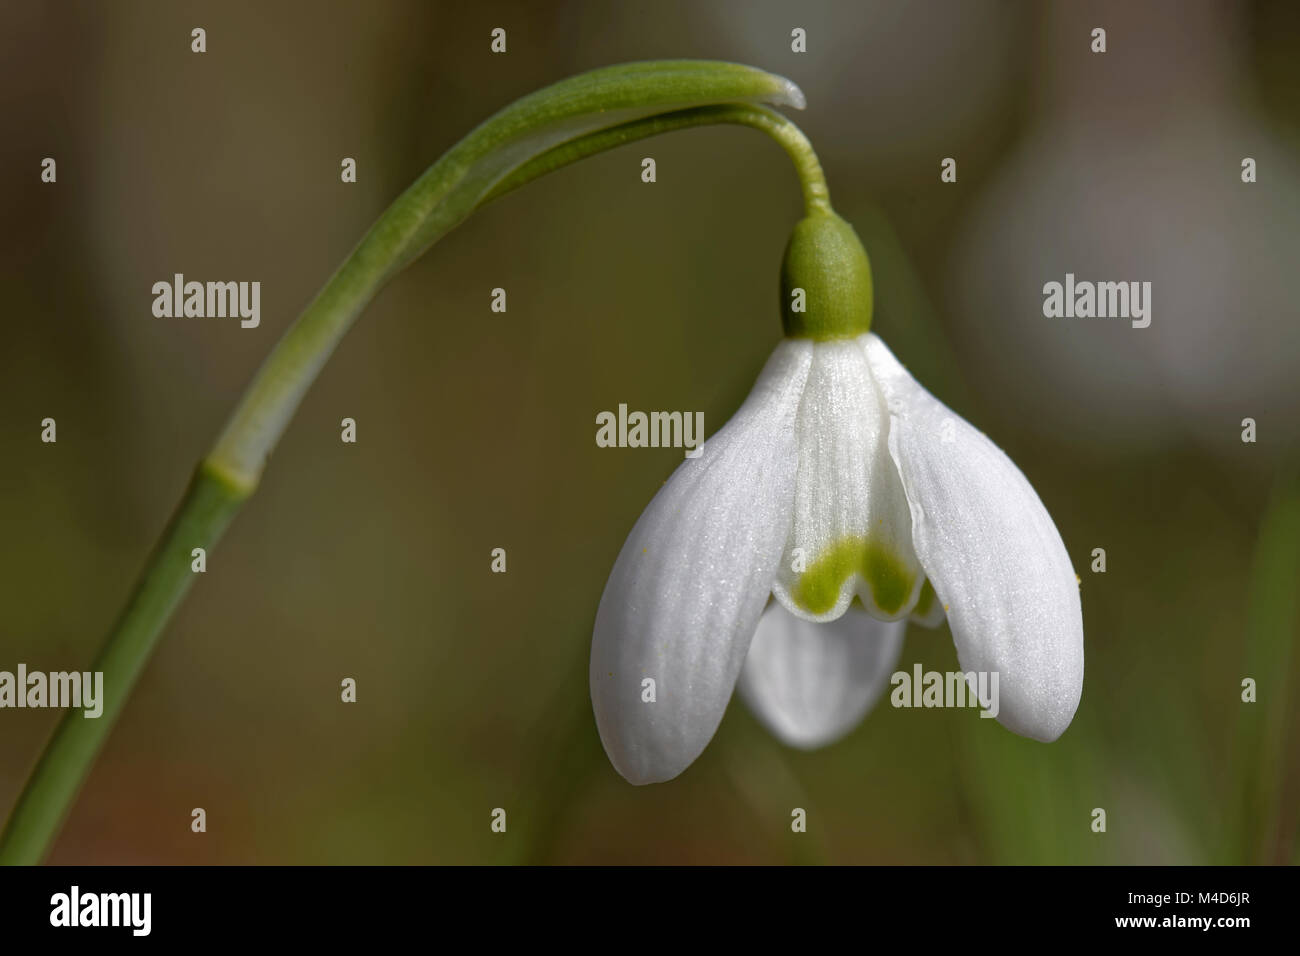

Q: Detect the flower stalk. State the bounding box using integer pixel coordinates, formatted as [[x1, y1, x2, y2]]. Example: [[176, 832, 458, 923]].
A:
[[0, 60, 822, 865]]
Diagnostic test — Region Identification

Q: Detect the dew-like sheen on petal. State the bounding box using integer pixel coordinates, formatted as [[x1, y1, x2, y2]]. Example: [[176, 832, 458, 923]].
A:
[[590, 340, 812, 784], [772, 340, 923, 623], [863, 333, 1084, 742]]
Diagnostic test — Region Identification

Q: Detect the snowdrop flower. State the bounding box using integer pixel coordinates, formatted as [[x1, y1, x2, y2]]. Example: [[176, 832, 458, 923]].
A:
[[591, 211, 1084, 785]]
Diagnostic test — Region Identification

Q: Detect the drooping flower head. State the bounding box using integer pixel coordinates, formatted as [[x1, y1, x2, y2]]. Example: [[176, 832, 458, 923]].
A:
[[591, 209, 1084, 785]]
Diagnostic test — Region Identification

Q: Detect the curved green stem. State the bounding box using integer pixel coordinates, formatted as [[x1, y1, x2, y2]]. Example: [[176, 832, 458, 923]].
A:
[[0, 59, 829, 864], [484, 103, 830, 214], [208, 61, 812, 492]]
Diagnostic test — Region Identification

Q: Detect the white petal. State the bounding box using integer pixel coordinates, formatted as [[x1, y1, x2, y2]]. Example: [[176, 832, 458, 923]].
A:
[[863, 333, 1084, 742], [910, 580, 947, 628], [738, 602, 904, 749], [590, 340, 813, 785], [771, 339, 923, 623]]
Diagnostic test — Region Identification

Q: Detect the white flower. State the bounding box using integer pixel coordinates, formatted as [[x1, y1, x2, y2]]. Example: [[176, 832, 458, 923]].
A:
[[589, 213, 1084, 786]]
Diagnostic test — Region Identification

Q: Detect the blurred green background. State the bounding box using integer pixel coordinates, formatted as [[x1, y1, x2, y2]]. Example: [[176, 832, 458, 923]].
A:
[[1, 0, 1297, 864]]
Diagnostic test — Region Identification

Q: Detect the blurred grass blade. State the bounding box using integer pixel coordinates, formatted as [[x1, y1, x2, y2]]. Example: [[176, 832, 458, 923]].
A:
[[1233, 473, 1300, 863]]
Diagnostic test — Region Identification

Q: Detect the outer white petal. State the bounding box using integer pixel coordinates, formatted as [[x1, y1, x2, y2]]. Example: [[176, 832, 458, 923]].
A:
[[590, 340, 813, 785], [737, 602, 904, 749], [771, 340, 923, 623], [863, 333, 1084, 742]]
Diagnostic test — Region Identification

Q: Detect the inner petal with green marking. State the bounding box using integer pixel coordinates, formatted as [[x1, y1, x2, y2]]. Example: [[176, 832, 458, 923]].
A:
[[788, 535, 919, 619], [909, 578, 946, 627], [770, 336, 924, 623]]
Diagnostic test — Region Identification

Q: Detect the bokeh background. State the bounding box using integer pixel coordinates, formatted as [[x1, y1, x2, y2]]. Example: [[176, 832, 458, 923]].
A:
[[1, 0, 1297, 864]]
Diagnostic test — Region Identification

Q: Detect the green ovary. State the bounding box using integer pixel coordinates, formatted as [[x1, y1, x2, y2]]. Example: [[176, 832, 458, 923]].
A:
[[792, 536, 916, 617]]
